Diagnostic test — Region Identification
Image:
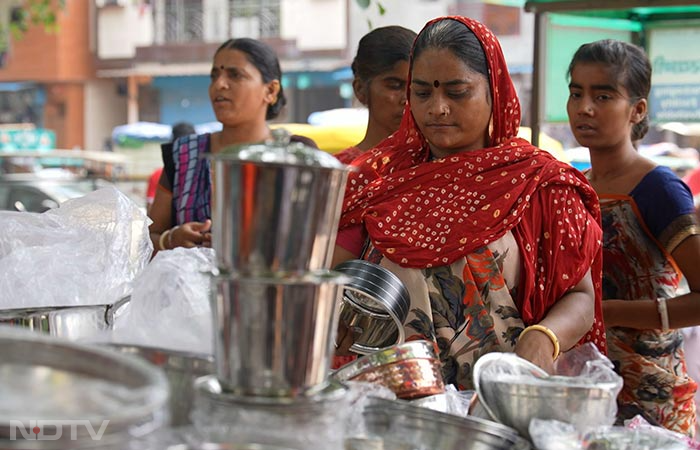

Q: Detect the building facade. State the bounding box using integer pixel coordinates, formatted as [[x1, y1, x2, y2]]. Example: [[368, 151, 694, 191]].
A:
[[0, 0, 535, 153]]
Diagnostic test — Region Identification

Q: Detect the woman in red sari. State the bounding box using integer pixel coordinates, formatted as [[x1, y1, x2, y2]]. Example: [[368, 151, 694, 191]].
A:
[[332, 16, 606, 389]]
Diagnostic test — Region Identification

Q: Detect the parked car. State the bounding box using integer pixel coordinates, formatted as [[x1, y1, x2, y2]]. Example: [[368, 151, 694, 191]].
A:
[[0, 172, 109, 213]]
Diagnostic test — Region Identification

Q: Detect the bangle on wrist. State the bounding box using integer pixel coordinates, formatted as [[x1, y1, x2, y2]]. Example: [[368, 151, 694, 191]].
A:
[[158, 229, 171, 251], [520, 324, 560, 360], [656, 298, 670, 332], [168, 225, 179, 249]]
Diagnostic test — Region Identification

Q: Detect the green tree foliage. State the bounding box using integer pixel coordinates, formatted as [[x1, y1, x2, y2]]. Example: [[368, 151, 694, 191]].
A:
[[355, 0, 387, 29], [1, 0, 66, 51]]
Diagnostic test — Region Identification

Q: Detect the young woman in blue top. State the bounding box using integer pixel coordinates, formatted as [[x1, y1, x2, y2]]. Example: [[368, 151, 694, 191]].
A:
[[567, 39, 700, 436]]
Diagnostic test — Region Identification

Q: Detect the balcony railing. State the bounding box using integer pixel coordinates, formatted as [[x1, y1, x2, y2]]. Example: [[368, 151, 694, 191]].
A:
[[155, 0, 281, 44], [162, 0, 204, 43], [229, 0, 281, 39]]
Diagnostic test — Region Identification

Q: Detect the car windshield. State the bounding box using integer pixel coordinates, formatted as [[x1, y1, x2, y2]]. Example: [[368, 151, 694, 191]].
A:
[[38, 180, 99, 203]]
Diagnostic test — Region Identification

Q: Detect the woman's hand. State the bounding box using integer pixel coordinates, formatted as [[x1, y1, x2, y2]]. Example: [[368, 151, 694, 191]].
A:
[[514, 328, 556, 374], [170, 219, 212, 248]]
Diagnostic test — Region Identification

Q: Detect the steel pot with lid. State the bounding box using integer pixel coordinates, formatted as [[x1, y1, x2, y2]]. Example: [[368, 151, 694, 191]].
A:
[[208, 129, 354, 276]]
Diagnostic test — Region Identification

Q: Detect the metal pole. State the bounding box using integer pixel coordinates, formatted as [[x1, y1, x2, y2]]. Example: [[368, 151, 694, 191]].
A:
[[530, 12, 545, 148]]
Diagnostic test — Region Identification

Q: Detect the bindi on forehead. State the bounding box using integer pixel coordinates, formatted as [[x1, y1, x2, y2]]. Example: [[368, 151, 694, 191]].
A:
[[433, 80, 440, 88]]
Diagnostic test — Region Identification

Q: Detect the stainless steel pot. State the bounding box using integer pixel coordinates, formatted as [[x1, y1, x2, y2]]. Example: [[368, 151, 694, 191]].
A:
[[212, 271, 350, 397], [0, 328, 169, 449], [0, 296, 130, 339], [107, 344, 214, 427], [209, 130, 353, 276], [334, 260, 410, 354]]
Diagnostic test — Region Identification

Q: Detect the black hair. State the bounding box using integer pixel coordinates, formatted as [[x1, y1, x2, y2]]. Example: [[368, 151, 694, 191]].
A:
[[411, 19, 489, 82], [171, 121, 195, 143], [351, 26, 417, 81], [215, 38, 287, 120], [567, 39, 651, 141]]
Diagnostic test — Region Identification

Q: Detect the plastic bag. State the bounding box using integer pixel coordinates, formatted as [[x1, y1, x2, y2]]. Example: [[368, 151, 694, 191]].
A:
[[111, 247, 215, 354], [530, 416, 695, 450], [473, 346, 623, 438], [0, 187, 152, 308]]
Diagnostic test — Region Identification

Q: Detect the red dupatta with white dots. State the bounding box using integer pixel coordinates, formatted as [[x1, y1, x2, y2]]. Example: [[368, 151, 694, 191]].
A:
[[338, 16, 606, 351]]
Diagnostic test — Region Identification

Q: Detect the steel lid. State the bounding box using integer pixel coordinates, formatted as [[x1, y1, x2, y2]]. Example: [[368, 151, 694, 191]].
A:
[[208, 128, 348, 169]]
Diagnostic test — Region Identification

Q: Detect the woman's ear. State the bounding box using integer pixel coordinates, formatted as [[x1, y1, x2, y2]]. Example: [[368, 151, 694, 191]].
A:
[[352, 78, 368, 106], [631, 98, 648, 124], [265, 80, 281, 105]]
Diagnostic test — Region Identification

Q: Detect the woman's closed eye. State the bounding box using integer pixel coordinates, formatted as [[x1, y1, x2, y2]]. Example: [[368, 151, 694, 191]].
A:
[[413, 90, 432, 99], [447, 90, 468, 99]]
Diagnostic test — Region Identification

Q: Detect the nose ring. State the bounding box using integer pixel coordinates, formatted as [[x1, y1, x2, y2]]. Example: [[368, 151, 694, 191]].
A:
[[441, 105, 449, 116]]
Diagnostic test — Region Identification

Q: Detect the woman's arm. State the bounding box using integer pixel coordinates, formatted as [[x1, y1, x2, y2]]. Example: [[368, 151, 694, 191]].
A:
[[515, 269, 595, 373], [603, 234, 700, 329], [148, 172, 174, 257]]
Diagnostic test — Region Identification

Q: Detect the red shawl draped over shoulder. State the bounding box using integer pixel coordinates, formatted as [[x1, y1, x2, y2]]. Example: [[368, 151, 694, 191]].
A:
[[338, 16, 606, 352]]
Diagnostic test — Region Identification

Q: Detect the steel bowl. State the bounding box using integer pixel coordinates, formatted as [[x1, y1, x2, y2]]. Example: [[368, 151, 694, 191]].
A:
[[0, 328, 169, 449], [107, 344, 214, 427], [473, 352, 622, 439], [334, 260, 410, 355], [331, 340, 444, 399], [0, 296, 130, 340], [362, 397, 530, 450], [209, 130, 353, 276], [212, 270, 350, 397]]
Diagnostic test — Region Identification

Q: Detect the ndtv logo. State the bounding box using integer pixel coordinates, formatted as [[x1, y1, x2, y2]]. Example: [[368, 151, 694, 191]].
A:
[[9, 420, 110, 441]]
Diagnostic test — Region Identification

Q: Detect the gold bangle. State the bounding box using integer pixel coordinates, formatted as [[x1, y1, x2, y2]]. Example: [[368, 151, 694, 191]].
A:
[[519, 324, 560, 360], [158, 229, 171, 251]]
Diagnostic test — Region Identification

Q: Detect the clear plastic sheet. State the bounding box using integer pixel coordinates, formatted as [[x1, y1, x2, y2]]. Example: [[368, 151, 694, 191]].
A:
[[409, 385, 474, 418], [529, 417, 697, 450], [190, 382, 354, 450], [0, 187, 152, 308], [344, 381, 397, 438], [111, 247, 215, 354]]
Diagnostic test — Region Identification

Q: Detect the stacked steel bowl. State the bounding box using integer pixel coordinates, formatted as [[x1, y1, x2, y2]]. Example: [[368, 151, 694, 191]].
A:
[[193, 130, 355, 449]]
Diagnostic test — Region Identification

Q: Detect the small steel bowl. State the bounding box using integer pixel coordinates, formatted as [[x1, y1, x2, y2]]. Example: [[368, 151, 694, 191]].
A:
[[473, 352, 622, 439], [334, 260, 410, 355], [331, 341, 444, 400]]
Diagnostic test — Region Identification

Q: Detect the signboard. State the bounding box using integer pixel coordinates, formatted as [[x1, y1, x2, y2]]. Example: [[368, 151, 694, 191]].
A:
[[0, 129, 56, 151], [648, 27, 700, 122]]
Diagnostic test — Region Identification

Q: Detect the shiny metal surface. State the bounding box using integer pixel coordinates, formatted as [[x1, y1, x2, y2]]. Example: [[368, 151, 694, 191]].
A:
[[473, 352, 621, 439], [212, 271, 350, 397], [108, 344, 214, 427], [362, 397, 530, 450], [331, 341, 444, 400], [332, 340, 438, 382], [168, 444, 298, 450], [209, 132, 352, 275], [334, 260, 410, 355], [193, 375, 348, 411], [0, 329, 169, 449], [0, 296, 130, 339]]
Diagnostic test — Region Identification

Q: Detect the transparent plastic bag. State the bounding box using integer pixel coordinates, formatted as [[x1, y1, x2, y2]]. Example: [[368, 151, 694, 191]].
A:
[[474, 347, 623, 438], [111, 247, 215, 354], [0, 187, 151, 308], [529, 417, 694, 450]]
